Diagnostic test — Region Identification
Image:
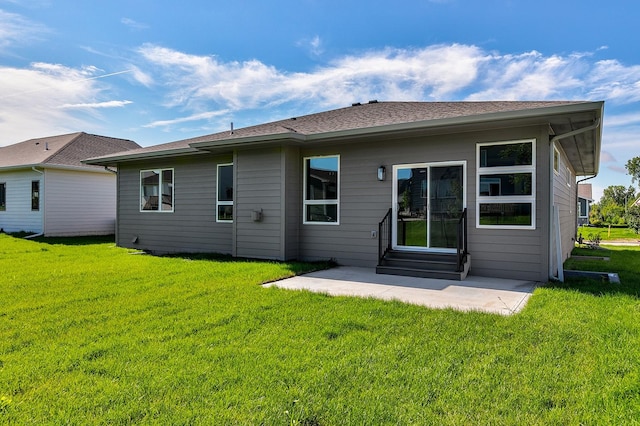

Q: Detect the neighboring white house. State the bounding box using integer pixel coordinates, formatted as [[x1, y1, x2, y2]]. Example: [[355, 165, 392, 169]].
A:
[[0, 132, 139, 236], [577, 183, 593, 226]]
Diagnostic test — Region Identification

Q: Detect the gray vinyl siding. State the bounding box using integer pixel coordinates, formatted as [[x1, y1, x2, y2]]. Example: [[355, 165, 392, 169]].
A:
[[44, 169, 116, 236], [298, 125, 551, 282], [234, 147, 284, 260], [116, 154, 232, 254], [0, 169, 43, 233], [283, 146, 301, 260], [553, 144, 578, 271]]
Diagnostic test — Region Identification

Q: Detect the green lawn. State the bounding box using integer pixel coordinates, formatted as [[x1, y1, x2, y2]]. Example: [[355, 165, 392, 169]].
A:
[[578, 225, 639, 241], [2, 235, 640, 424]]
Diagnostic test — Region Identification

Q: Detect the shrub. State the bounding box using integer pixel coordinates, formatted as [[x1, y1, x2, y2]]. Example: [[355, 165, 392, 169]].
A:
[[627, 205, 640, 234]]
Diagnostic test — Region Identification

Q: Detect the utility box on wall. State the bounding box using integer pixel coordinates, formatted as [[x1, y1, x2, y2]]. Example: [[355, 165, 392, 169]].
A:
[[251, 209, 263, 222]]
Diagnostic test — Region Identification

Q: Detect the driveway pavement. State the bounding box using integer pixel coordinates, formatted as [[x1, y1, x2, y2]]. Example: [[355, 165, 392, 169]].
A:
[[265, 266, 538, 315]]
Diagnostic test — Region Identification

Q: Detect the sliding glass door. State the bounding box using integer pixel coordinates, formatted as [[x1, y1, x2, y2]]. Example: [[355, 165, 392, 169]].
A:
[[393, 162, 464, 251]]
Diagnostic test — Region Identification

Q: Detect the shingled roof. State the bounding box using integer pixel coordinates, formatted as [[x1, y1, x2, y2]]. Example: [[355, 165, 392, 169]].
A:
[[0, 132, 140, 170], [85, 100, 603, 174]]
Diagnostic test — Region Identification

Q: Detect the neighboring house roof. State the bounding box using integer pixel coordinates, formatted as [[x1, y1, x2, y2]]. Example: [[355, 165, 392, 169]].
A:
[[0, 132, 140, 171], [578, 183, 593, 201], [85, 100, 603, 175]]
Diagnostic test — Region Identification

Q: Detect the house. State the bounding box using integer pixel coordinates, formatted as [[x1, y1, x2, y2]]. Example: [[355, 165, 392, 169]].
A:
[[85, 101, 603, 282], [0, 132, 140, 236], [577, 183, 594, 226]]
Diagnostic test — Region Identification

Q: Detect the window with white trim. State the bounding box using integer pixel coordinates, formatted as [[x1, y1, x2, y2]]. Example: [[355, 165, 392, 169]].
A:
[[304, 155, 339, 224], [0, 182, 5, 211], [31, 180, 40, 211], [477, 139, 535, 229], [140, 169, 174, 212], [553, 147, 560, 174], [217, 163, 233, 222]]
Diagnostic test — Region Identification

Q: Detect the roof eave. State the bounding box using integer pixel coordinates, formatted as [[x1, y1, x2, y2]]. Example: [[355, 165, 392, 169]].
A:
[[0, 163, 113, 173], [299, 101, 605, 144], [190, 132, 307, 150], [83, 147, 201, 166], [208, 101, 606, 146]]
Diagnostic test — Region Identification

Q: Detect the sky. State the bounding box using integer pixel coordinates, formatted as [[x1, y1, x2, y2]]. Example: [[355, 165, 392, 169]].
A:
[[1, 0, 639, 201]]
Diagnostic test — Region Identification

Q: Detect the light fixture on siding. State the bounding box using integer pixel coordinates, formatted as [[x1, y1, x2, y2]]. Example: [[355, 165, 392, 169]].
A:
[[377, 165, 386, 181]]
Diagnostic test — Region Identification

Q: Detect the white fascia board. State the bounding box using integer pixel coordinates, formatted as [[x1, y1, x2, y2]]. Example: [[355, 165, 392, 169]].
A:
[[190, 132, 307, 150], [82, 147, 202, 166]]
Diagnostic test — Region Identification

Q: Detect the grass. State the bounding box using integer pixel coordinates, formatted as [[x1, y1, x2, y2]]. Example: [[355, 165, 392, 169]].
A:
[[578, 225, 639, 241], [2, 235, 640, 424]]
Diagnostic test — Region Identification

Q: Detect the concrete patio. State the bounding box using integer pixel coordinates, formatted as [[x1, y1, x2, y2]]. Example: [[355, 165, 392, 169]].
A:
[[265, 266, 539, 315]]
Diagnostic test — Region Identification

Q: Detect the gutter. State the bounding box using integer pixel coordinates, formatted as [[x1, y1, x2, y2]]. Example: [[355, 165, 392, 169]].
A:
[[547, 118, 602, 281]]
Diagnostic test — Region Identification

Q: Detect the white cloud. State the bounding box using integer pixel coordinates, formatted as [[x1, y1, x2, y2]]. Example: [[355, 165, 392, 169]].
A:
[[143, 110, 231, 128], [0, 63, 110, 145], [586, 60, 640, 104], [121, 17, 148, 30], [604, 112, 640, 127], [133, 43, 640, 136], [466, 51, 585, 100], [296, 35, 324, 57], [600, 151, 616, 163], [137, 43, 488, 116], [59, 100, 133, 109], [129, 65, 153, 87], [0, 9, 48, 50]]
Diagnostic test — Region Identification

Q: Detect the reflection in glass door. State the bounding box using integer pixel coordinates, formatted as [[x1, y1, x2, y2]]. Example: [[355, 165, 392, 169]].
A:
[[394, 163, 464, 251], [396, 167, 428, 248]]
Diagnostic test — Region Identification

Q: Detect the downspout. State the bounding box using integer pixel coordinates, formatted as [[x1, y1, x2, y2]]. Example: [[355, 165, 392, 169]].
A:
[[548, 118, 601, 281], [26, 167, 45, 239]]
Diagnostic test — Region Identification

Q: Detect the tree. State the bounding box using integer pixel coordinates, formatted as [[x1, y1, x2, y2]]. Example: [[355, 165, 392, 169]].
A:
[[627, 205, 640, 234], [601, 201, 626, 225], [600, 185, 636, 208], [589, 203, 603, 226], [626, 157, 640, 187]]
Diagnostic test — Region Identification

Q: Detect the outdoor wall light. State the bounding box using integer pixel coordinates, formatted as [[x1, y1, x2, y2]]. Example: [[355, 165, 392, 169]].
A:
[[377, 165, 386, 181]]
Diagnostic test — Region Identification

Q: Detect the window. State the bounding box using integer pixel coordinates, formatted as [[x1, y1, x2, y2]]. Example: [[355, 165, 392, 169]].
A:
[[140, 169, 173, 212], [477, 140, 535, 229], [553, 147, 560, 174], [579, 198, 588, 218], [304, 155, 339, 224], [0, 183, 5, 211], [217, 163, 233, 222], [31, 180, 40, 211]]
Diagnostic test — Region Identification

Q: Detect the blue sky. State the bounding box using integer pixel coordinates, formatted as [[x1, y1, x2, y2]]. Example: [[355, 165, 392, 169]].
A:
[[1, 0, 639, 201]]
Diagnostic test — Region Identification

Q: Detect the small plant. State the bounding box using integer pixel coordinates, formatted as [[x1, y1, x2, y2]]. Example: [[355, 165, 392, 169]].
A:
[[587, 232, 601, 249]]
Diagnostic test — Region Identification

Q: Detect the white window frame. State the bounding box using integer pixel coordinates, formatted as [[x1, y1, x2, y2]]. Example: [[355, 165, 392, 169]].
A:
[[216, 163, 234, 223], [303, 155, 340, 225], [0, 182, 5, 211], [476, 139, 536, 230], [553, 146, 560, 175], [139, 168, 174, 213]]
